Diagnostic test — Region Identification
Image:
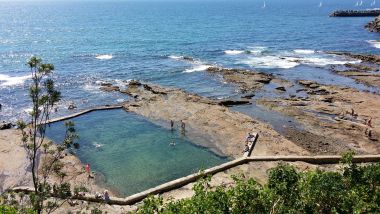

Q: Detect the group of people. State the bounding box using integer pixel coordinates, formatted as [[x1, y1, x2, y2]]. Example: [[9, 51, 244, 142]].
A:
[[88, 165, 110, 202], [168, 120, 186, 146], [95, 190, 110, 203], [243, 132, 255, 154], [343, 109, 376, 140], [170, 119, 186, 133]]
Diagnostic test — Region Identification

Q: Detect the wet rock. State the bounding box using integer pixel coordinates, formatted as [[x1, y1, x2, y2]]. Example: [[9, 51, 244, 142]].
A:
[[344, 63, 378, 72], [128, 80, 142, 87], [296, 89, 306, 93], [327, 51, 380, 65], [275, 86, 286, 92], [0, 122, 13, 130], [290, 102, 308, 106], [100, 82, 112, 87], [255, 76, 272, 84], [206, 67, 273, 92], [217, 99, 251, 107], [241, 93, 255, 99], [298, 80, 314, 87], [321, 97, 334, 103], [365, 15, 380, 32], [100, 85, 120, 92], [183, 56, 194, 61], [308, 88, 330, 95], [142, 84, 167, 95], [309, 84, 320, 89]]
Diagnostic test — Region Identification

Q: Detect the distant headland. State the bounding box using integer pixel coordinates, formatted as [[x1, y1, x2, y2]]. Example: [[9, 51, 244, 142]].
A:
[[330, 9, 380, 17]]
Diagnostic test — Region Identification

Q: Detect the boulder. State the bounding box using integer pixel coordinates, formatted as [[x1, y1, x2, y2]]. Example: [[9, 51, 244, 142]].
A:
[[128, 80, 141, 86], [365, 15, 380, 32], [100, 85, 120, 92], [0, 122, 13, 130], [100, 82, 112, 87], [275, 86, 286, 91]]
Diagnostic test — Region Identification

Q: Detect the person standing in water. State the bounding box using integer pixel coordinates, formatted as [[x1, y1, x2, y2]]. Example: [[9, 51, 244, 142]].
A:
[[170, 120, 174, 131], [180, 120, 186, 135]]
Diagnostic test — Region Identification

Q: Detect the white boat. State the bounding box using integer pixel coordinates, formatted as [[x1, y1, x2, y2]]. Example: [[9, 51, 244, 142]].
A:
[[318, 2, 323, 7], [359, 0, 363, 6], [355, 1, 359, 6], [262, 1, 266, 9], [371, 0, 376, 6]]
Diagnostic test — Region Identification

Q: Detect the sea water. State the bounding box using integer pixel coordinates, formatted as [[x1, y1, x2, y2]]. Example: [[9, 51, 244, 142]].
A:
[[46, 109, 227, 196], [1, 0, 380, 122]]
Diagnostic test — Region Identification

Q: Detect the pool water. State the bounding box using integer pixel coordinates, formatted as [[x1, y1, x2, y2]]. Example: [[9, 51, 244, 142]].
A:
[[46, 109, 227, 196]]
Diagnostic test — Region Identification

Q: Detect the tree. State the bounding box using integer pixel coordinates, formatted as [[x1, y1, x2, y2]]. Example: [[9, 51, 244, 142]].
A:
[[17, 56, 79, 214]]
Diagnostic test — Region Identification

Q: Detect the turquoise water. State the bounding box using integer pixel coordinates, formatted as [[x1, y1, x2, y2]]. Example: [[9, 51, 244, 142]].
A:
[[46, 109, 227, 196], [1, 0, 380, 122]]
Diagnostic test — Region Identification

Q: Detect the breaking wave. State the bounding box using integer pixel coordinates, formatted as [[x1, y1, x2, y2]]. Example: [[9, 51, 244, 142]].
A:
[[184, 64, 212, 73], [241, 56, 300, 69], [95, 54, 113, 60], [294, 49, 315, 54], [367, 40, 380, 49], [0, 74, 30, 87], [224, 50, 245, 55]]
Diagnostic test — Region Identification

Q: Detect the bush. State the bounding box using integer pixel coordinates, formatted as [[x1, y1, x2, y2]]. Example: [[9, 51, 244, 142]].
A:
[[135, 157, 380, 214]]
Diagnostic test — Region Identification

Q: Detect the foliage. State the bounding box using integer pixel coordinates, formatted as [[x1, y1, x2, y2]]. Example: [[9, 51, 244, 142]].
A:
[[135, 153, 380, 214], [13, 57, 79, 214]]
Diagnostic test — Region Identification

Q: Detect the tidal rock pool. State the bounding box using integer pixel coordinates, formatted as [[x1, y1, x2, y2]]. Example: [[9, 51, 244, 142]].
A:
[[46, 109, 227, 196]]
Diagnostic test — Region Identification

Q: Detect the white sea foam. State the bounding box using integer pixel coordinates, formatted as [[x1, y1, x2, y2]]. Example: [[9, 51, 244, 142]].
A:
[[247, 46, 267, 55], [124, 79, 133, 83], [367, 40, 380, 49], [83, 83, 101, 93], [116, 98, 125, 102], [23, 107, 33, 114], [241, 56, 300, 69], [95, 54, 113, 60], [294, 49, 315, 54], [224, 50, 245, 55], [184, 65, 212, 73], [168, 55, 184, 60], [92, 142, 104, 148], [0, 74, 30, 86], [301, 57, 361, 66]]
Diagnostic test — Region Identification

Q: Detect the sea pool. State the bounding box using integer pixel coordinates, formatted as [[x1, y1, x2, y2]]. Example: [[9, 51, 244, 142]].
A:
[[46, 109, 227, 196]]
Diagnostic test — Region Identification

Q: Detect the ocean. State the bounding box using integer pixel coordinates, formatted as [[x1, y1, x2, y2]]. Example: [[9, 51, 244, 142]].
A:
[[1, 0, 380, 122]]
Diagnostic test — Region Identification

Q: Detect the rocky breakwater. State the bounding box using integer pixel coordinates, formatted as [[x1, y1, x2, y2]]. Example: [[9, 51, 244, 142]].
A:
[[365, 15, 380, 32], [258, 80, 380, 155], [327, 51, 380, 88], [118, 81, 307, 158]]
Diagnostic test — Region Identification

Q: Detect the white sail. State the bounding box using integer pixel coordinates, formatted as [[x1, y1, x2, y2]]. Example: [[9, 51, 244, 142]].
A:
[[318, 2, 323, 7], [359, 0, 363, 6], [371, 0, 376, 6], [262, 1, 266, 8], [355, 1, 359, 6]]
